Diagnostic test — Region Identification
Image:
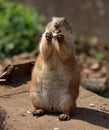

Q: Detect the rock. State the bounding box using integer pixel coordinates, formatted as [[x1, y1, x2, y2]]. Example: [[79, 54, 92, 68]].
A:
[[82, 69, 93, 76], [100, 67, 108, 76], [0, 106, 8, 130], [81, 77, 108, 95], [54, 128, 60, 130], [90, 63, 100, 71], [89, 103, 95, 107]]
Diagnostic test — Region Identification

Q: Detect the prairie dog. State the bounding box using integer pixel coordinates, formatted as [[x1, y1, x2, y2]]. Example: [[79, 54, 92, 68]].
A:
[[30, 17, 80, 121]]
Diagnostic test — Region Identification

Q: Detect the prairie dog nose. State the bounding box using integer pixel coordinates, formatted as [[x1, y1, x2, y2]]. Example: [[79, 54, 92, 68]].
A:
[[54, 23, 59, 28]]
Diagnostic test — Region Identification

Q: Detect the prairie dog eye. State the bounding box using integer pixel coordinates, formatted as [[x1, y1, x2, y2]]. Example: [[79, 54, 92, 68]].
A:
[[56, 30, 61, 33]]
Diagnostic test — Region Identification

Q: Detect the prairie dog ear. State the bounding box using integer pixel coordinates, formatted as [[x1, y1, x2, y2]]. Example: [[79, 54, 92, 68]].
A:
[[63, 18, 68, 23], [62, 17, 66, 21], [52, 17, 66, 21], [51, 17, 57, 21]]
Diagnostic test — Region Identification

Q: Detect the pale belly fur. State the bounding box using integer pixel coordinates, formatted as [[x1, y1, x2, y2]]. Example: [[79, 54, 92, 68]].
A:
[[33, 57, 73, 112]]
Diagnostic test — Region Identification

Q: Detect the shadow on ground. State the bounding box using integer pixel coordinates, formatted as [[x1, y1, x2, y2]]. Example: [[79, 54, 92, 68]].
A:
[[30, 107, 109, 129], [0, 75, 30, 88], [74, 107, 109, 129]]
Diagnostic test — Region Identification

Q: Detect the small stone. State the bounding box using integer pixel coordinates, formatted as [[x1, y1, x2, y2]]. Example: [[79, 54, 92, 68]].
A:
[[82, 68, 92, 75], [89, 103, 95, 107], [27, 110, 31, 114], [90, 63, 100, 71], [101, 67, 107, 76], [21, 114, 26, 117], [54, 128, 60, 130]]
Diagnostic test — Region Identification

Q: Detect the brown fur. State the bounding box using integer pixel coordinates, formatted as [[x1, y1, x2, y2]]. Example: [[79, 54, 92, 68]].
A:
[[30, 17, 80, 121]]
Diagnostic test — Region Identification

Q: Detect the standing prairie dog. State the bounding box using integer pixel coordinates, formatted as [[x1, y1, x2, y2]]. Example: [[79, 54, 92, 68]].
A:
[[30, 17, 80, 121]]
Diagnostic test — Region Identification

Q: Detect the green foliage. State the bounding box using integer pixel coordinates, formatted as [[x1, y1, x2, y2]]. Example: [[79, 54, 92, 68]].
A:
[[94, 52, 105, 61], [0, 0, 46, 58]]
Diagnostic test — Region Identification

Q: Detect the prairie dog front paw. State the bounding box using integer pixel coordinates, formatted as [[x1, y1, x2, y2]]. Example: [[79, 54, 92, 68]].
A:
[[45, 32, 53, 42], [55, 34, 64, 43]]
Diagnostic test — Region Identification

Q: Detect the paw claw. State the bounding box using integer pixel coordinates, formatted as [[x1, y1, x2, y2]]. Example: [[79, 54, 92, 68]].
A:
[[32, 109, 45, 117], [59, 114, 71, 121], [45, 32, 53, 42], [56, 34, 64, 42]]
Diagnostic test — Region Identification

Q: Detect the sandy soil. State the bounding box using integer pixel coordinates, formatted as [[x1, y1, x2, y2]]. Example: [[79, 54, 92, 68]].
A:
[[0, 79, 109, 130], [0, 41, 109, 130]]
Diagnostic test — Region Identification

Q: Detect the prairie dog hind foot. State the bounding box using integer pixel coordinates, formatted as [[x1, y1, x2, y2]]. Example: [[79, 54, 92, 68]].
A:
[[32, 109, 45, 117], [59, 114, 71, 121]]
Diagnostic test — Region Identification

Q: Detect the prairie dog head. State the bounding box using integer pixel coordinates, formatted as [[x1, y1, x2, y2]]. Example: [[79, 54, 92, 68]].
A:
[[46, 17, 72, 37]]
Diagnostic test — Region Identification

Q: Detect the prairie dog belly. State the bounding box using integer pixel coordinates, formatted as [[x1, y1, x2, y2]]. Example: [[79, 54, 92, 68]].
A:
[[34, 62, 72, 112]]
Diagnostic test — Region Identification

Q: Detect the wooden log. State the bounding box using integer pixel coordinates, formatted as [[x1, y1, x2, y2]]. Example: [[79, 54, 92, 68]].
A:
[[0, 60, 35, 80]]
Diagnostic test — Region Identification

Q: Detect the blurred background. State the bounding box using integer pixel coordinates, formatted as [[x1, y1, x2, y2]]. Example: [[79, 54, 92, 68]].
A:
[[0, 0, 109, 57], [0, 0, 109, 97], [9, 0, 109, 42]]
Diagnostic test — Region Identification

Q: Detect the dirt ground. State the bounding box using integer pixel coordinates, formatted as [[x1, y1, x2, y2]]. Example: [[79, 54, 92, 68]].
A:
[[0, 67, 109, 130], [0, 81, 109, 130], [0, 41, 109, 130]]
